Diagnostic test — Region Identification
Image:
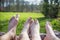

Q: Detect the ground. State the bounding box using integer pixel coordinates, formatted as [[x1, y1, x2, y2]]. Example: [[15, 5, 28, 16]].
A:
[[0, 12, 60, 35]]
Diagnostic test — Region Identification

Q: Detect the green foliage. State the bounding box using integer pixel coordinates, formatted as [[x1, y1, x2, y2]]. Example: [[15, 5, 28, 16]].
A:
[[0, 12, 60, 35], [51, 19, 60, 31], [42, 0, 59, 18]]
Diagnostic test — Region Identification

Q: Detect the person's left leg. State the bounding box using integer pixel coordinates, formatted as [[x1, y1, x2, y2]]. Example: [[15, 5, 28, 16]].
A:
[[8, 14, 19, 31], [1, 14, 19, 40], [44, 21, 60, 40]]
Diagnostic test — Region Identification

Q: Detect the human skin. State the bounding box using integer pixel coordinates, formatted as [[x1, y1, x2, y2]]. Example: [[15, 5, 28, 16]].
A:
[[44, 21, 60, 40], [0, 15, 60, 40], [0, 14, 19, 40], [19, 17, 33, 40], [30, 19, 41, 40]]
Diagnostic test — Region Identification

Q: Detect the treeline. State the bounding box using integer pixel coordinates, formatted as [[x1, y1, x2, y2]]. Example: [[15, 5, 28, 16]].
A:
[[0, 0, 60, 18], [42, 0, 60, 18], [0, 0, 40, 12]]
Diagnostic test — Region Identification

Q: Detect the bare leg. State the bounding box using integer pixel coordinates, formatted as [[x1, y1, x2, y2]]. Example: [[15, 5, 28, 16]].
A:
[[19, 17, 32, 40], [1, 14, 19, 40], [30, 19, 41, 40], [44, 21, 60, 40]]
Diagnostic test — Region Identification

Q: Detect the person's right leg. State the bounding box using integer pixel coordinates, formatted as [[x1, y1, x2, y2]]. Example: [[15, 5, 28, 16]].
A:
[[30, 19, 41, 40], [19, 17, 32, 40]]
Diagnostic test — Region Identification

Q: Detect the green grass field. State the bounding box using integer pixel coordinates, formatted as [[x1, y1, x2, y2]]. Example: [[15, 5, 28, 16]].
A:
[[0, 12, 60, 35]]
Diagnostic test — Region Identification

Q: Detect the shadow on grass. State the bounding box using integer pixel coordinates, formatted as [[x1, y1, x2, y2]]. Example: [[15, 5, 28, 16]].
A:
[[16, 20, 25, 35], [0, 17, 60, 35], [0, 19, 25, 35], [37, 17, 60, 33], [0, 20, 8, 32]]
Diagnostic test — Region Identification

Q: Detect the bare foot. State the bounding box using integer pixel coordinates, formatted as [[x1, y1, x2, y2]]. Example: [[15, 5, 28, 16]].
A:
[[30, 19, 41, 40], [8, 14, 19, 31], [44, 21, 60, 40], [1, 14, 19, 40], [19, 17, 32, 40]]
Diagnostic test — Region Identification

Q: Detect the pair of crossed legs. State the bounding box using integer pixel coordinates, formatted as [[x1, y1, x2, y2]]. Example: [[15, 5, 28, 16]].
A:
[[0, 14, 60, 40]]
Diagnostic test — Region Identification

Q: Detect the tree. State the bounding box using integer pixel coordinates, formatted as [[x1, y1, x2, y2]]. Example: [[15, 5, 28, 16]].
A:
[[30, 2, 34, 12], [16, 0, 20, 11], [42, 0, 59, 18], [49, 0, 59, 18], [24, 1, 29, 12], [43, 0, 49, 17], [20, 0, 25, 12], [0, 0, 4, 11]]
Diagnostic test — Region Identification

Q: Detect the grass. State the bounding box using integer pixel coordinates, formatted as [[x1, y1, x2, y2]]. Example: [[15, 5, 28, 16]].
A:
[[0, 12, 60, 35]]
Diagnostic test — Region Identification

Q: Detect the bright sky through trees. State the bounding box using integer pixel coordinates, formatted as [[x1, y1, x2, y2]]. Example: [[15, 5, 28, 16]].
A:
[[25, 0, 41, 5], [3, 0, 42, 7]]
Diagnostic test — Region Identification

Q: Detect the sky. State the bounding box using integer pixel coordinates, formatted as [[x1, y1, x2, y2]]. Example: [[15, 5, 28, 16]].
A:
[[25, 0, 41, 2], [25, 0, 41, 5], [3, 0, 42, 7]]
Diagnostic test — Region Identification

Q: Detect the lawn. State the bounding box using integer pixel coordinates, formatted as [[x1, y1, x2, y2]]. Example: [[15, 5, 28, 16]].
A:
[[0, 12, 60, 35]]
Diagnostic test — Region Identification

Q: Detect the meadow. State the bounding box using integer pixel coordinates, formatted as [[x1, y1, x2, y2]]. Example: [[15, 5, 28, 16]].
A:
[[0, 12, 60, 35]]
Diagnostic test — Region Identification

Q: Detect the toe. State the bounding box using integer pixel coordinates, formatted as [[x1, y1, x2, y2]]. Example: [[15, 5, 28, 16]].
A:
[[15, 14, 20, 21], [27, 17, 32, 23], [34, 19, 39, 24]]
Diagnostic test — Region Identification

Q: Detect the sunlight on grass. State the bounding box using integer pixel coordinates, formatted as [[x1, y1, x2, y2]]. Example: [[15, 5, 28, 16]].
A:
[[0, 12, 60, 35], [0, 12, 44, 35]]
